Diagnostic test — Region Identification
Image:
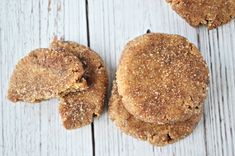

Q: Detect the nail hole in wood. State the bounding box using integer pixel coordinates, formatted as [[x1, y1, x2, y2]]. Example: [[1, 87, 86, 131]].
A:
[[146, 29, 151, 34]]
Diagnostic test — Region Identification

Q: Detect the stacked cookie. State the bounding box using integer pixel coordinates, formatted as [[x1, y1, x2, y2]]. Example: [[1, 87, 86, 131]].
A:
[[7, 39, 108, 129], [109, 33, 209, 146]]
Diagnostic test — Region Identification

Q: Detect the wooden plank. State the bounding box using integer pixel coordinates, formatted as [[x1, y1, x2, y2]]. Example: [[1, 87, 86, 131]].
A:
[[198, 23, 235, 156], [88, 0, 206, 155], [39, 0, 93, 156], [0, 0, 93, 156], [0, 0, 41, 156], [0, 3, 3, 155], [62, 1, 94, 155]]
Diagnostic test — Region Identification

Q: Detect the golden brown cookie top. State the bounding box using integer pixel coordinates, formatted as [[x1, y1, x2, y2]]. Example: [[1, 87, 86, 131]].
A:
[[109, 82, 202, 146], [50, 39, 108, 129], [116, 33, 209, 124], [7, 48, 85, 103], [166, 0, 235, 29]]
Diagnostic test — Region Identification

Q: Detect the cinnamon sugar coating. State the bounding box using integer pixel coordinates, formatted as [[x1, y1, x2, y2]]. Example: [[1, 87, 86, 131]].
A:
[[7, 48, 85, 103], [50, 39, 108, 129], [166, 0, 235, 29], [109, 82, 202, 146], [116, 33, 209, 124]]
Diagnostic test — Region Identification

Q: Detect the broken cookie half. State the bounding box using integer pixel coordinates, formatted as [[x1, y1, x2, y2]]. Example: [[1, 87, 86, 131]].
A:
[[50, 39, 108, 129], [8, 48, 86, 103], [7, 40, 108, 129]]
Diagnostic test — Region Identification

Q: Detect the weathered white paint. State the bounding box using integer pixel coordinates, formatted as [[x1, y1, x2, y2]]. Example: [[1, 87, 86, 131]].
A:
[[0, 0, 92, 156], [198, 26, 235, 156], [0, 0, 234, 156]]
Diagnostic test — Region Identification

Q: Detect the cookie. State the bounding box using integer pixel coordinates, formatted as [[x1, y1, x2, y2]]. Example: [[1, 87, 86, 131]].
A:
[[7, 48, 86, 103], [109, 82, 202, 146], [166, 0, 235, 29], [116, 33, 209, 124], [50, 39, 108, 129]]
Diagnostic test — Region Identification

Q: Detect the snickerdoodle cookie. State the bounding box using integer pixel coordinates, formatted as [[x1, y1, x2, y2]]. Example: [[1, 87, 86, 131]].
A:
[[109, 82, 202, 146], [166, 0, 235, 29], [116, 33, 209, 124]]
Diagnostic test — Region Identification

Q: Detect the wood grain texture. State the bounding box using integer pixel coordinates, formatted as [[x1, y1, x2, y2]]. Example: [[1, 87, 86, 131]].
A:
[[0, 0, 93, 156], [0, 0, 235, 156], [198, 25, 235, 156]]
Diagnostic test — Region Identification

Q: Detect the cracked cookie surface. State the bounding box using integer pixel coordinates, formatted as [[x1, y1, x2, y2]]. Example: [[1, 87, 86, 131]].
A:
[[166, 0, 235, 29], [50, 39, 108, 129], [116, 33, 209, 124], [109, 82, 202, 146], [8, 48, 85, 103]]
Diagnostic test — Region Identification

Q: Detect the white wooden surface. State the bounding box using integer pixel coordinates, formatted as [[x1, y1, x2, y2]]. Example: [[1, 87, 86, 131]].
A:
[[0, 0, 234, 156]]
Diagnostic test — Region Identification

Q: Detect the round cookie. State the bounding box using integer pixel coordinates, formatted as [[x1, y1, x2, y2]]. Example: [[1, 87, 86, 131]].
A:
[[50, 39, 108, 129], [7, 48, 85, 103], [166, 0, 235, 29], [116, 33, 209, 124], [109, 82, 202, 146]]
